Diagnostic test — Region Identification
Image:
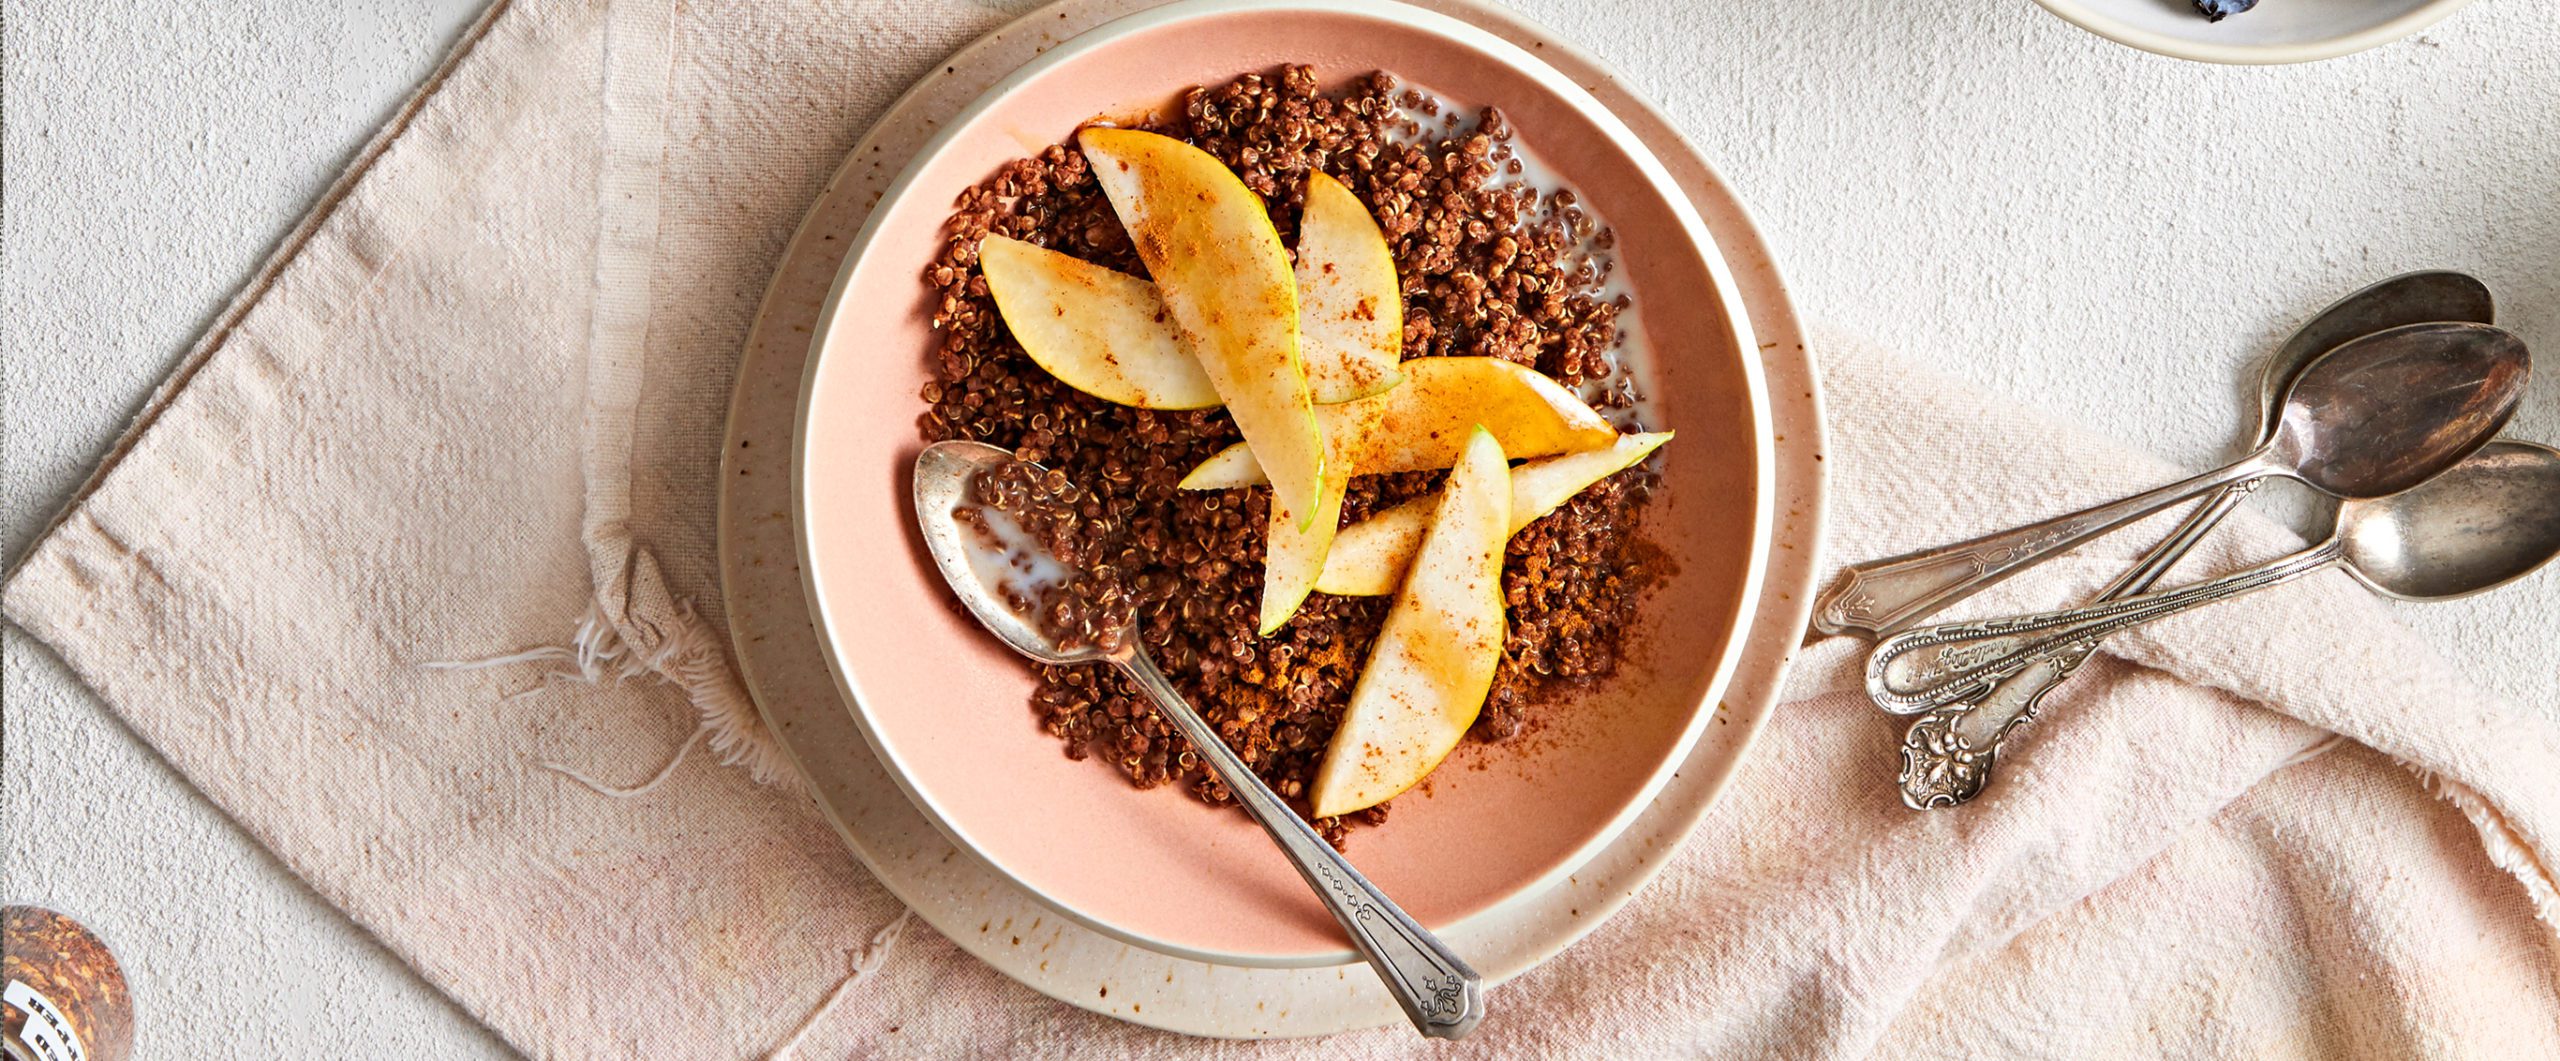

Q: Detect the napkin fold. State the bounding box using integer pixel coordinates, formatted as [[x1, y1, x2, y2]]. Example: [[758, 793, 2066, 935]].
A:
[[6, 0, 2556, 1056]]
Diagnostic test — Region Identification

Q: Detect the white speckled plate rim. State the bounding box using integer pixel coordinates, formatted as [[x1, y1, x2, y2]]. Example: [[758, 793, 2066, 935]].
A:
[[717, 0, 1826, 1038]]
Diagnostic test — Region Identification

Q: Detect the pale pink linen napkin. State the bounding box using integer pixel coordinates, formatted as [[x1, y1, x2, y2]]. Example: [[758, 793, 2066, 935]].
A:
[[5, 0, 2556, 1056]]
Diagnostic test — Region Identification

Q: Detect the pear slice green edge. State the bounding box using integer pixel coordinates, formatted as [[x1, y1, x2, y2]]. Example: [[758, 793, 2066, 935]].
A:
[[1307, 424, 1512, 819]]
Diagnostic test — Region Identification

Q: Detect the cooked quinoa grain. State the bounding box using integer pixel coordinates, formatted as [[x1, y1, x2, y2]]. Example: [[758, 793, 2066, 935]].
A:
[[963, 456, 1137, 656], [918, 66, 1659, 845]]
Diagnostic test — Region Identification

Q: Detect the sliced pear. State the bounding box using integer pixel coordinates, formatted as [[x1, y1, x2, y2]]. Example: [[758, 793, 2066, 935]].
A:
[[1259, 398, 1383, 633], [978, 235, 1220, 410], [980, 195, 1400, 411], [1253, 174, 1411, 631], [1178, 357, 1615, 489], [1080, 127, 1324, 528], [1316, 432, 1673, 596], [1309, 425, 1511, 818], [1294, 171, 1404, 404]]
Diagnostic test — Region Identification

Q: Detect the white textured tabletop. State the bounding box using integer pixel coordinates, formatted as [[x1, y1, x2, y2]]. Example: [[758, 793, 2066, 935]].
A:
[[5, 0, 2555, 1054]]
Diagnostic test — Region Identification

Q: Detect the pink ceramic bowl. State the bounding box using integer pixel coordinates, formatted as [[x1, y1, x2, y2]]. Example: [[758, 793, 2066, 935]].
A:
[[797, 0, 1773, 966]]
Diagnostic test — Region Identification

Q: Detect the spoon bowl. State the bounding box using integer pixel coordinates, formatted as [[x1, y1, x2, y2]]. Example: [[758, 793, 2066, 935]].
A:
[[2257, 273, 2497, 438], [2267, 321, 2531, 498], [2343, 440, 2560, 601], [911, 439, 1111, 666]]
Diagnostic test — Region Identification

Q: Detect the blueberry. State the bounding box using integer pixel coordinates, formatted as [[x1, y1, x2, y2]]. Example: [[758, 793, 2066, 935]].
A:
[[2192, 0, 2259, 21]]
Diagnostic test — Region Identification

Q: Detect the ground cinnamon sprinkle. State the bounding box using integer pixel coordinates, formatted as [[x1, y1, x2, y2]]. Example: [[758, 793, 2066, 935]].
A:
[[917, 66, 1658, 845]]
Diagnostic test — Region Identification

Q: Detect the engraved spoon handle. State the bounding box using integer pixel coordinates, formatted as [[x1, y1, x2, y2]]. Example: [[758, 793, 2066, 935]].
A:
[[1898, 647, 2085, 807], [1115, 648, 1484, 1039], [1867, 539, 2346, 713], [1814, 457, 2275, 638], [1898, 481, 2260, 807]]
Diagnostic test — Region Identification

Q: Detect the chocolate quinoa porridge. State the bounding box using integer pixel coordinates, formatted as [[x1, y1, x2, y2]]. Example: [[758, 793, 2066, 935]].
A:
[[918, 66, 1659, 844], [959, 456, 1137, 656]]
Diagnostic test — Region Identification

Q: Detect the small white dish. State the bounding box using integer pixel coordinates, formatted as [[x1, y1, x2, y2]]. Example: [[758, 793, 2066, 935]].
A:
[[2031, 0, 2476, 64]]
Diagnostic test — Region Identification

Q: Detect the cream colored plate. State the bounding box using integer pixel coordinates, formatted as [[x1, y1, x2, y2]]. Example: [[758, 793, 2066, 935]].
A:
[[716, 0, 1825, 1037]]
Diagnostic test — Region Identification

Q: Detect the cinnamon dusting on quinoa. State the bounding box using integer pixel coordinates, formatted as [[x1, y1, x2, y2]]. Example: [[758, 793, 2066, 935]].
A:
[[918, 66, 1663, 845]]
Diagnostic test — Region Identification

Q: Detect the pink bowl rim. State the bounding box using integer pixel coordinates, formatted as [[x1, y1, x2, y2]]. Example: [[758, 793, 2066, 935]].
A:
[[794, 0, 1776, 967]]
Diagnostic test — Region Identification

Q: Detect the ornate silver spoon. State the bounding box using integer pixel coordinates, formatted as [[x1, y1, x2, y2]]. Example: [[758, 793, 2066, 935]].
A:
[[1817, 320, 2528, 646], [1870, 440, 2560, 715], [1896, 271, 2495, 807], [912, 440, 1484, 1040]]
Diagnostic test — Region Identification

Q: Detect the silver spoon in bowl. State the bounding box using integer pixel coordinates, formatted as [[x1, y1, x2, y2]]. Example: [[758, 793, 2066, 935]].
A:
[[912, 440, 1485, 1040], [1895, 271, 2496, 807], [1868, 439, 2560, 713], [1818, 320, 2530, 651]]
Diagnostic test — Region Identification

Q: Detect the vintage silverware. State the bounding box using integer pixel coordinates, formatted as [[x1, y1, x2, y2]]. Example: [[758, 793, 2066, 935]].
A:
[[1869, 440, 2560, 714], [911, 440, 1485, 1040], [1815, 321, 2529, 643], [1895, 272, 2497, 808]]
